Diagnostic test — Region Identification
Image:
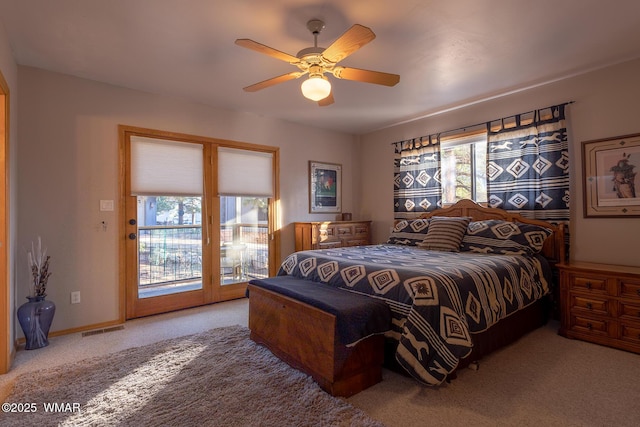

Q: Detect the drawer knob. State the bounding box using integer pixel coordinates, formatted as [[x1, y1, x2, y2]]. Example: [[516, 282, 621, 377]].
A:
[[586, 303, 592, 310], [637, 289, 640, 297], [586, 282, 592, 290], [586, 323, 593, 330]]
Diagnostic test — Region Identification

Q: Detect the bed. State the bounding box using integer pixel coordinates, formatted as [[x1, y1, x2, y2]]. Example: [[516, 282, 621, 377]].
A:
[[254, 200, 565, 386]]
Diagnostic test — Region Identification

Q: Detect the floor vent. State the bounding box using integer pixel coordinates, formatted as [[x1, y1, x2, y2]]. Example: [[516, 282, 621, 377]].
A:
[[82, 325, 125, 337]]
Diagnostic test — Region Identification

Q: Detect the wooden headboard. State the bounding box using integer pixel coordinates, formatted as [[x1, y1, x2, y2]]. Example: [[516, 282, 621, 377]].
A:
[[417, 199, 566, 266]]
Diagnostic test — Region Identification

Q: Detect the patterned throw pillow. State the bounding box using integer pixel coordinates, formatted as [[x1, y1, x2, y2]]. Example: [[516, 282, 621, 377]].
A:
[[460, 220, 552, 255], [387, 218, 430, 246], [417, 216, 471, 252]]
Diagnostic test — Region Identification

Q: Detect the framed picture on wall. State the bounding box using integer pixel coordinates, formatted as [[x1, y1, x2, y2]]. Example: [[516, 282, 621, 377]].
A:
[[309, 161, 342, 213], [582, 133, 640, 217]]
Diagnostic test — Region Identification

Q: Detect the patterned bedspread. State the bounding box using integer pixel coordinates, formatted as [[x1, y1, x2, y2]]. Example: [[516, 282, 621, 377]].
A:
[[277, 244, 551, 386]]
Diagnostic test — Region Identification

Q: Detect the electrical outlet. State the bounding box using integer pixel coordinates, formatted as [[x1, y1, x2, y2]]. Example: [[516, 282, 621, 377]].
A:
[[71, 291, 81, 304]]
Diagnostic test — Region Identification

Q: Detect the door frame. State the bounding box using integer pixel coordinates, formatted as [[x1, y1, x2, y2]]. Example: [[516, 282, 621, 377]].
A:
[[118, 125, 280, 320], [0, 69, 10, 373]]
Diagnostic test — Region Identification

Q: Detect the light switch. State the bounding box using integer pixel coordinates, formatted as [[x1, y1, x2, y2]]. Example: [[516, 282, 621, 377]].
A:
[[100, 200, 114, 211]]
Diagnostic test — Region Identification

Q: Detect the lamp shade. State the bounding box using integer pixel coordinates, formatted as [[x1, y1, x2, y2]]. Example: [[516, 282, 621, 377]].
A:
[[301, 76, 331, 101]]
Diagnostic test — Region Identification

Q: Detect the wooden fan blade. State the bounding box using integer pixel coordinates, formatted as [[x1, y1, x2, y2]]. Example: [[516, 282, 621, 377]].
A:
[[243, 72, 303, 92], [321, 24, 376, 64], [235, 39, 299, 63], [318, 91, 334, 107], [335, 67, 400, 86]]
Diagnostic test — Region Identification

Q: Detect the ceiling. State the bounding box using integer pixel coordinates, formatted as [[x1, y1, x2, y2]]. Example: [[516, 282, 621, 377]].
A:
[[2, 0, 640, 135]]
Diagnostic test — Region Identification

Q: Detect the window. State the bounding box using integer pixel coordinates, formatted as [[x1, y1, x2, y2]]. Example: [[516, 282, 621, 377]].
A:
[[440, 131, 487, 205]]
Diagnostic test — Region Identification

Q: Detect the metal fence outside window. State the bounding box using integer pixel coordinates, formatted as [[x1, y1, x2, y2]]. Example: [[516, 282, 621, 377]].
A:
[[138, 224, 268, 288]]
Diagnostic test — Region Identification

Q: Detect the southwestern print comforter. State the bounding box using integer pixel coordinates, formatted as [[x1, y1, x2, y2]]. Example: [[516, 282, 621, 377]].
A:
[[277, 244, 551, 386]]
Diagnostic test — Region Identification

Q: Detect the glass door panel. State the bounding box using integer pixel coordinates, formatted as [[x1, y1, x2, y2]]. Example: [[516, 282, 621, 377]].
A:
[[137, 195, 203, 298], [220, 196, 269, 285]]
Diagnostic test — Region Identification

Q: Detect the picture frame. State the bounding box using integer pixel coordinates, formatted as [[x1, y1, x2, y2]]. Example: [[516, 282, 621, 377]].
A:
[[582, 133, 640, 217], [309, 161, 342, 213]]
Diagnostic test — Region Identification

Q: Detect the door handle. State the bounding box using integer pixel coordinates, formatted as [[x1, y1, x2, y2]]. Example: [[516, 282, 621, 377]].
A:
[[128, 233, 137, 240]]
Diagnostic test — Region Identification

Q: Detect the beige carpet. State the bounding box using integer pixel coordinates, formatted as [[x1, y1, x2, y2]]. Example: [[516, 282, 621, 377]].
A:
[[4, 300, 640, 426], [350, 320, 640, 427], [2, 325, 384, 427]]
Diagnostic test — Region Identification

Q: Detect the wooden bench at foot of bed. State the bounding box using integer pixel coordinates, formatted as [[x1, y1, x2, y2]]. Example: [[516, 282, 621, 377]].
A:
[[247, 276, 391, 397]]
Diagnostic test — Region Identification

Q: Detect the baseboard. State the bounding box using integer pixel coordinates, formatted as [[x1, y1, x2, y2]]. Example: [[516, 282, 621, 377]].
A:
[[15, 318, 124, 347]]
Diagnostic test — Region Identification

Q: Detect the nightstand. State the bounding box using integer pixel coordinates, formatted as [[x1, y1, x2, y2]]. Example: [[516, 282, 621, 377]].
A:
[[558, 261, 640, 354]]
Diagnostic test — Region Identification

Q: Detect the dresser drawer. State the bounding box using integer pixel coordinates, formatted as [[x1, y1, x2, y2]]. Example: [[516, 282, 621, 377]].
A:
[[318, 241, 342, 249], [570, 294, 610, 316], [569, 314, 611, 337], [620, 321, 640, 345], [619, 280, 640, 300], [353, 224, 369, 237], [343, 238, 369, 247], [318, 225, 337, 240], [570, 274, 607, 294], [619, 301, 640, 322], [335, 224, 355, 238]]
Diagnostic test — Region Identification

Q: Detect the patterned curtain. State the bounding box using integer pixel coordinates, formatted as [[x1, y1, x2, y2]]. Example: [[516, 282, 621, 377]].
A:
[[393, 136, 442, 219], [486, 103, 570, 223]]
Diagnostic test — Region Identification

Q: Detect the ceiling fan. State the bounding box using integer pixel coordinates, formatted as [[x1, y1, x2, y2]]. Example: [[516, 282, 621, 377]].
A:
[[235, 19, 400, 106]]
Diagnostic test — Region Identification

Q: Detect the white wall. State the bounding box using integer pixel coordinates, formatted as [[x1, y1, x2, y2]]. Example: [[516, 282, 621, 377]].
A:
[[359, 58, 640, 267], [14, 56, 640, 337], [17, 66, 356, 334], [0, 20, 19, 360]]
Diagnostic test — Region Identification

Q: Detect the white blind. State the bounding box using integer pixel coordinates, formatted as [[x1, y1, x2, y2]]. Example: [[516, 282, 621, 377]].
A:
[[218, 147, 273, 197], [130, 136, 203, 196]]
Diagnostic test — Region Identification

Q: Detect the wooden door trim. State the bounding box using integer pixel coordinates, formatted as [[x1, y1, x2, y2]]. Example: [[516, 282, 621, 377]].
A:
[[117, 127, 128, 322], [0, 68, 11, 374]]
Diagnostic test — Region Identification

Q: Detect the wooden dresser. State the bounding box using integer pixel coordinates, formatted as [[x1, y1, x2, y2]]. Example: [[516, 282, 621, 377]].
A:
[[558, 261, 640, 354], [294, 221, 371, 251]]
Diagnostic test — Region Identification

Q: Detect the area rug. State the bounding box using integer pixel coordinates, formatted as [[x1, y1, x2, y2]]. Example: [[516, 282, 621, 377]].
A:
[[2, 325, 384, 427]]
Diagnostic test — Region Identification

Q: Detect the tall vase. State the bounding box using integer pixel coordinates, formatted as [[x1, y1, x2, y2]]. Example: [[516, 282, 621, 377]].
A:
[[17, 295, 56, 350]]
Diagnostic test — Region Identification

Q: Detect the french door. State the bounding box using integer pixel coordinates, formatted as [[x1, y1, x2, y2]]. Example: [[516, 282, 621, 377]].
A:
[[0, 69, 9, 373], [120, 126, 278, 319]]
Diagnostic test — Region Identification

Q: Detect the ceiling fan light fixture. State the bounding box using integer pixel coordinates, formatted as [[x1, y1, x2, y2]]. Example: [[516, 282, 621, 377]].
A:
[[237, 21, 399, 105], [301, 75, 331, 101]]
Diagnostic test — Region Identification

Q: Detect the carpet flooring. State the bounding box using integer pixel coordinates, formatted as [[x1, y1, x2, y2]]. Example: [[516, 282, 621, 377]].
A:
[[4, 299, 640, 426], [1, 325, 383, 427]]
